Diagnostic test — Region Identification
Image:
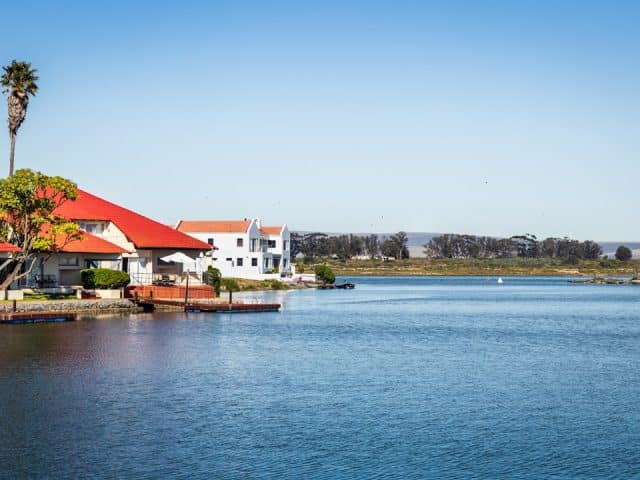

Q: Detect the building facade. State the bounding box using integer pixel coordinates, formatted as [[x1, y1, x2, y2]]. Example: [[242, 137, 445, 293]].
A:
[[175, 219, 291, 280]]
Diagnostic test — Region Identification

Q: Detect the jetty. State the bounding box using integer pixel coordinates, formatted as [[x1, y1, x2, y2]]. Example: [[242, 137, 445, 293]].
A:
[[135, 298, 281, 313], [0, 311, 76, 324]]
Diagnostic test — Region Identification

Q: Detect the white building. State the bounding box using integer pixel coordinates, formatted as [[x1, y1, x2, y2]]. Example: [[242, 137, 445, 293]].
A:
[[175, 219, 291, 280]]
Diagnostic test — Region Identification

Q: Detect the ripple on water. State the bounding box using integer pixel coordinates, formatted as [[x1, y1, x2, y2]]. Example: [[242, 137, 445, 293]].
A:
[[1, 276, 639, 478]]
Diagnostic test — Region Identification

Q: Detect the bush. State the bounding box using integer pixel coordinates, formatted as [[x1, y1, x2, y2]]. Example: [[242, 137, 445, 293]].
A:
[[221, 278, 240, 292], [265, 279, 288, 290], [81, 268, 130, 289], [563, 255, 580, 266], [615, 245, 632, 261], [314, 264, 335, 284]]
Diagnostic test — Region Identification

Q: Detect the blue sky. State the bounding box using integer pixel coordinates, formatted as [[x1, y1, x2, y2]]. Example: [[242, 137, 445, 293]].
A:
[[1, 1, 638, 240]]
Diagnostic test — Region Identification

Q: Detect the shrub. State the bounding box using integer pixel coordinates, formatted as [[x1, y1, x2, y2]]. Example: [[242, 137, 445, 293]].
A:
[[563, 255, 580, 266], [615, 245, 632, 261], [265, 279, 288, 290], [221, 278, 240, 292], [81, 268, 130, 289], [314, 264, 335, 284]]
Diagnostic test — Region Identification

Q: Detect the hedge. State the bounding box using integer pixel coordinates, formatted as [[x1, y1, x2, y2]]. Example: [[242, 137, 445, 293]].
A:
[[81, 268, 131, 289]]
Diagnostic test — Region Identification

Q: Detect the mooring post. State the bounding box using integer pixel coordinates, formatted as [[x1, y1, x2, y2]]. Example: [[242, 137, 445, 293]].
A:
[[12, 300, 17, 312], [184, 273, 190, 312]]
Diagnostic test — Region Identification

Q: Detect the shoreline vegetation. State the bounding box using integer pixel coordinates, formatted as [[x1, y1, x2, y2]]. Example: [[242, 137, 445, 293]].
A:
[[299, 258, 640, 278]]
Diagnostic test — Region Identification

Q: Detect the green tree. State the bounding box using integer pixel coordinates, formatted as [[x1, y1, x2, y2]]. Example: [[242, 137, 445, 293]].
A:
[[615, 245, 632, 261], [364, 234, 379, 259], [1, 60, 38, 176], [389, 231, 410, 259], [0, 169, 80, 290], [314, 264, 335, 284]]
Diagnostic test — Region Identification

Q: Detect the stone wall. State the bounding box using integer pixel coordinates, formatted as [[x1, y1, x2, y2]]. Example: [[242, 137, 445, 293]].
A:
[[0, 299, 136, 313]]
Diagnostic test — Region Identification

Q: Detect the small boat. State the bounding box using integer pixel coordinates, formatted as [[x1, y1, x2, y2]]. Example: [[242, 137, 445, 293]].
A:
[[335, 282, 355, 289], [497, 277, 503, 284]]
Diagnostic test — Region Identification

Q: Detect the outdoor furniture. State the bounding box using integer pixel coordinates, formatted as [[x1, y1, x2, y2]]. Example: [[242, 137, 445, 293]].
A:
[[153, 274, 177, 287]]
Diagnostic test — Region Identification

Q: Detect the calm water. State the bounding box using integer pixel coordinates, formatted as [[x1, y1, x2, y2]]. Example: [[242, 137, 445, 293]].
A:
[[1, 276, 640, 479]]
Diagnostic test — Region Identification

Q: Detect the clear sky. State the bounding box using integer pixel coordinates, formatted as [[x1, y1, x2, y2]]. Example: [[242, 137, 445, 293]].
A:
[[1, 1, 638, 240]]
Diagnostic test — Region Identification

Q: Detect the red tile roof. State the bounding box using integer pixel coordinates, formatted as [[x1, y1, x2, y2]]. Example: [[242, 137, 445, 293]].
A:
[[57, 231, 128, 254], [0, 242, 20, 253], [176, 220, 251, 234], [55, 190, 212, 251], [260, 226, 283, 235]]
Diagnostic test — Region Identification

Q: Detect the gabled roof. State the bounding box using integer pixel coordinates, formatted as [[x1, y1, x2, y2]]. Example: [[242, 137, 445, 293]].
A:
[[57, 231, 128, 254], [54, 190, 212, 251], [0, 242, 20, 253], [260, 226, 284, 235], [176, 220, 252, 234]]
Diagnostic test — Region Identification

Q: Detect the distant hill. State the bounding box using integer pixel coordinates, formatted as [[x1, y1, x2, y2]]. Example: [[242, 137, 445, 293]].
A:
[[293, 231, 640, 259]]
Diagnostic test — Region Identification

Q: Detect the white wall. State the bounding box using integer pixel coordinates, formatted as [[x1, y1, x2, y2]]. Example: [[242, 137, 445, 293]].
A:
[[264, 225, 291, 273], [183, 220, 279, 280]]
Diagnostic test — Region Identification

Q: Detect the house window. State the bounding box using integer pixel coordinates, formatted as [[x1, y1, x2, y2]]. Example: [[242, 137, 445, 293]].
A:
[[212, 257, 218, 262], [79, 222, 104, 235], [237, 238, 244, 247], [207, 238, 214, 246], [251, 258, 258, 267], [250, 238, 258, 252], [284, 259, 288, 268], [226, 258, 232, 262], [59, 256, 79, 266], [283, 240, 289, 250], [237, 258, 243, 267], [268, 240, 276, 248]]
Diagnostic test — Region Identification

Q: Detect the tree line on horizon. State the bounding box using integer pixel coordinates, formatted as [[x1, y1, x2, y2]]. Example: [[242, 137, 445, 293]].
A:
[[292, 231, 635, 263], [422, 233, 637, 262], [291, 232, 410, 260], [424, 233, 604, 261]]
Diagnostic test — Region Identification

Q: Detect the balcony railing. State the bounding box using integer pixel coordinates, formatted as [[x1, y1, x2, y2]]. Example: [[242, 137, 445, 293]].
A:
[[129, 272, 205, 286]]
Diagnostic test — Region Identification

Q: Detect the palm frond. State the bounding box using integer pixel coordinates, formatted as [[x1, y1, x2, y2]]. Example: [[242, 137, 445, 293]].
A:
[[1, 60, 39, 96]]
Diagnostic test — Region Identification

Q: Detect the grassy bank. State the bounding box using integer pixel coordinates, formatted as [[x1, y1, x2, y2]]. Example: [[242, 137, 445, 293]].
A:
[[298, 258, 640, 277]]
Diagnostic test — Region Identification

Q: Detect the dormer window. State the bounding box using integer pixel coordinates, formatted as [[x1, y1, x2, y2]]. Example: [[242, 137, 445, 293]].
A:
[[78, 222, 104, 235]]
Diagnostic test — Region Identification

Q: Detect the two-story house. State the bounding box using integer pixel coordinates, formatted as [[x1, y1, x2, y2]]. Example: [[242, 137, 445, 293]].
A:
[[175, 219, 291, 280]]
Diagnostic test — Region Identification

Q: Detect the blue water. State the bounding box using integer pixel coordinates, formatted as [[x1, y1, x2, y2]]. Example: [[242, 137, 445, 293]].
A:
[[1, 276, 640, 478]]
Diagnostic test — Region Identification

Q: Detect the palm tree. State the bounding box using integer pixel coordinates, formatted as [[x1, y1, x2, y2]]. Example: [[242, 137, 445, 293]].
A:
[[1, 60, 38, 176]]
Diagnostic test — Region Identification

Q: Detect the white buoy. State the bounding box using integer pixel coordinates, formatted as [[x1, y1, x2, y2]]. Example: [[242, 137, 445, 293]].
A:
[[497, 277, 503, 284]]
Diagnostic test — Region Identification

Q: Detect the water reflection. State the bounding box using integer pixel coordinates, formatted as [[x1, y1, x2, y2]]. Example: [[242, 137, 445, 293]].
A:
[[1, 277, 639, 478]]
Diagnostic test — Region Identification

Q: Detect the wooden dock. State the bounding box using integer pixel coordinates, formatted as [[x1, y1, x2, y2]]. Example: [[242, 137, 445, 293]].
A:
[[136, 298, 281, 313], [0, 312, 77, 325]]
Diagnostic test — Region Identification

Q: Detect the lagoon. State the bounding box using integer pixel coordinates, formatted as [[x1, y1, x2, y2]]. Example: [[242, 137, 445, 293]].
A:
[[1, 276, 640, 478]]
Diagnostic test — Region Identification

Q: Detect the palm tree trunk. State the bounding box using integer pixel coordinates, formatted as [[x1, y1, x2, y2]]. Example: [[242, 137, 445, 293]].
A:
[[9, 131, 15, 177]]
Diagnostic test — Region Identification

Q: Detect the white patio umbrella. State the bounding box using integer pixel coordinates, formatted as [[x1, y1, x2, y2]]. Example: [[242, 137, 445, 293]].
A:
[[160, 252, 197, 266]]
